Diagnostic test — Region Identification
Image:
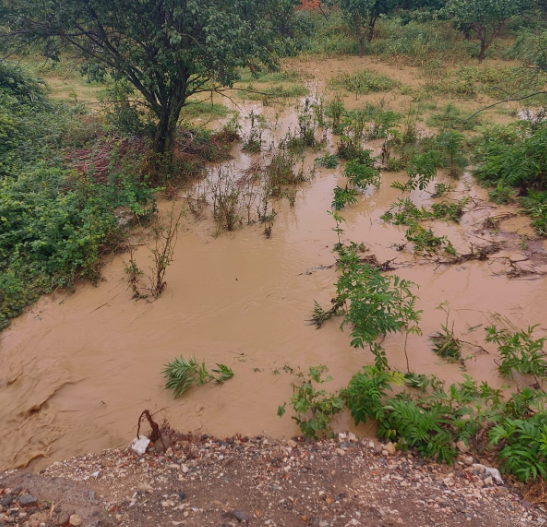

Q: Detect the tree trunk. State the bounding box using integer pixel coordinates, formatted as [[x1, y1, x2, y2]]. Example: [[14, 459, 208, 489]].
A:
[[354, 12, 365, 58], [478, 42, 487, 64], [153, 103, 183, 157], [154, 110, 172, 156], [367, 15, 378, 43]]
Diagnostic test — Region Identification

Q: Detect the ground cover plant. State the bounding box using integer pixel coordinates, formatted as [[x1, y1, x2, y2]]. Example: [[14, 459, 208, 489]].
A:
[[328, 69, 398, 95]]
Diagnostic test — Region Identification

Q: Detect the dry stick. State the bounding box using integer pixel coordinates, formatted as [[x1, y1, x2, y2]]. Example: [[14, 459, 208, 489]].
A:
[[404, 332, 411, 374]]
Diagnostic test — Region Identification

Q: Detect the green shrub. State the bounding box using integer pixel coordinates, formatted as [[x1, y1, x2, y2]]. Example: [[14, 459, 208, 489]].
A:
[[278, 365, 344, 439], [344, 366, 547, 475], [344, 159, 380, 189], [490, 414, 547, 482], [0, 61, 156, 331], [313, 244, 421, 370], [315, 152, 338, 168], [485, 323, 547, 379]]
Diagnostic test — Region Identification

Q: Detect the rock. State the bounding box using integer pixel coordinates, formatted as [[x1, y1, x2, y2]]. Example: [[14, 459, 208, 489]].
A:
[[19, 495, 38, 508], [472, 464, 504, 485], [312, 519, 330, 527], [347, 432, 357, 442], [462, 455, 474, 466], [484, 477, 493, 487], [223, 510, 249, 524], [372, 441, 384, 454], [153, 433, 171, 454], [457, 441, 469, 453], [335, 448, 346, 456], [68, 514, 82, 526], [384, 442, 396, 456], [287, 440, 297, 449], [56, 512, 70, 525], [181, 464, 189, 473], [1, 496, 14, 508]]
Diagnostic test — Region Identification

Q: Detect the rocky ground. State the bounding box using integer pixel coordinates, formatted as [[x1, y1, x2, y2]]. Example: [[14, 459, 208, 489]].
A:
[[1, 430, 546, 527]]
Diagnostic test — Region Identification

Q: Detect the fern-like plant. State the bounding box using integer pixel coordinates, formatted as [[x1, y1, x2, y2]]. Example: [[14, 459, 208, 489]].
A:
[[485, 322, 547, 379], [162, 355, 234, 398], [490, 415, 547, 482]]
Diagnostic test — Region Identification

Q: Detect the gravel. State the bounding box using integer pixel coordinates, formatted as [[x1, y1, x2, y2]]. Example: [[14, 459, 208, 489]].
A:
[[1, 430, 545, 527]]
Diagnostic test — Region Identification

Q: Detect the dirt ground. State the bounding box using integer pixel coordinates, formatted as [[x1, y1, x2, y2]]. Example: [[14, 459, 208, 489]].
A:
[[1, 430, 546, 527]]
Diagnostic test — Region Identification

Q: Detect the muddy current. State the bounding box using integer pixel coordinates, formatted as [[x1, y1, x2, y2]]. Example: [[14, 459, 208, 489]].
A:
[[2, 80, 547, 472]]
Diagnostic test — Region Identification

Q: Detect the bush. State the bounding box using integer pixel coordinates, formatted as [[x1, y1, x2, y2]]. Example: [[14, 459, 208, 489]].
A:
[[474, 122, 547, 235], [278, 365, 344, 439], [0, 61, 156, 331], [344, 366, 547, 478]]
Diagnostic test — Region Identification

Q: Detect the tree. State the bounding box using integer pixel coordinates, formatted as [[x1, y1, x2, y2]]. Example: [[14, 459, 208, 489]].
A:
[[339, 0, 402, 57], [0, 0, 279, 157], [447, 0, 532, 63]]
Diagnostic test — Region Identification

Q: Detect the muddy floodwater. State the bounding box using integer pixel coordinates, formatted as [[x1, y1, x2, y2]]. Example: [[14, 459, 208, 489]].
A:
[[2, 59, 547, 472]]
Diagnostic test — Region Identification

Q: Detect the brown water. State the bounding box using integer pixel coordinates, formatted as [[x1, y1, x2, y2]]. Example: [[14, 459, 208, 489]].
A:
[[2, 59, 547, 472]]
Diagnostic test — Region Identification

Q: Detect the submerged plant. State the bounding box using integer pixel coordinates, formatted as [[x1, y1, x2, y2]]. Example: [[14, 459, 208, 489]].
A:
[[485, 320, 547, 380], [315, 152, 338, 168], [163, 355, 234, 398], [431, 304, 461, 362], [278, 365, 344, 439]]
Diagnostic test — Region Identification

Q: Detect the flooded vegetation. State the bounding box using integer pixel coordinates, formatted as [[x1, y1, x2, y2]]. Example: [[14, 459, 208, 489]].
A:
[[1, 1, 547, 498]]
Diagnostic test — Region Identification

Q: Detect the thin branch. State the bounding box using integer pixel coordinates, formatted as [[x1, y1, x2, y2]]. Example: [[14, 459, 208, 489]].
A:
[[464, 91, 547, 122]]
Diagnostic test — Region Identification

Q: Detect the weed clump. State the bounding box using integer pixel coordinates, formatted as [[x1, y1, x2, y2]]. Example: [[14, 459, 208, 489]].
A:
[[329, 69, 398, 95], [163, 356, 234, 398], [277, 365, 344, 439]]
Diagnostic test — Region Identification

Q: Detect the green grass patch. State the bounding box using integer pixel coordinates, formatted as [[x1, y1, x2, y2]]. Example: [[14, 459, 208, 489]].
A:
[[180, 101, 229, 120], [237, 83, 309, 100], [329, 69, 399, 95]]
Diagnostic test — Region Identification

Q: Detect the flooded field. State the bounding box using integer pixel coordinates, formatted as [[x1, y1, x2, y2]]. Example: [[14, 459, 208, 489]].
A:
[[1, 57, 546, 472]]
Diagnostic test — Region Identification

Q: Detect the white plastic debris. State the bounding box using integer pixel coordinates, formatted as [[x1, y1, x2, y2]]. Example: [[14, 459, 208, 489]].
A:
[[129, 436, 150, 455], [83, 470, 100, 481]]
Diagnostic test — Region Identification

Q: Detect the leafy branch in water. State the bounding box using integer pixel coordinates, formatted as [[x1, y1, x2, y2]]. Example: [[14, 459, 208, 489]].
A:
[[485, 317, 547, 380], [162, 355, 234, 398], [405, 222, 457, 256], [313, 242, 422, 371], [277, 365, 344, 439]]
